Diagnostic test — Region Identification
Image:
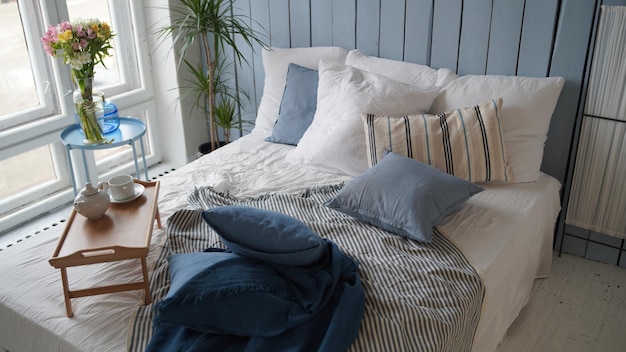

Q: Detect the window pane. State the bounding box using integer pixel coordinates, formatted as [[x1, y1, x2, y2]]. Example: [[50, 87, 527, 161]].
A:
[[67, 0, 121, 88], [0, 1, 40, 117], [0, 146, 57, 200]]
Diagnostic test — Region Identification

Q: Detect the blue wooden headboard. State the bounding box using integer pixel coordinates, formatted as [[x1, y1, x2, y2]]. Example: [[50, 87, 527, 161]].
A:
[[229, 0, 624, 186]]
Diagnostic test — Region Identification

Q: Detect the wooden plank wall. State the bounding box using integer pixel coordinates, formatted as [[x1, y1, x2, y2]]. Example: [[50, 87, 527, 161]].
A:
[[227, 0, 626, 261]]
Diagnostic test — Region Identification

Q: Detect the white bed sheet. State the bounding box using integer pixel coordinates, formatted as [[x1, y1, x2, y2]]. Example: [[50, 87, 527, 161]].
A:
[[0, 132, 560, 352], [443, 172, 561, 352]]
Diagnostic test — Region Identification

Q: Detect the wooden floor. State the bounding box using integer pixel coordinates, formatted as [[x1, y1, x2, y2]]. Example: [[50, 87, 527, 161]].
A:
[[496, 252, 626, 352]]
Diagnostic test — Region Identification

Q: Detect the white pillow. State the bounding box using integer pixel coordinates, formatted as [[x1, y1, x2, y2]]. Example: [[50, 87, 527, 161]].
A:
[[253, 46, 349, 135], [345, 49, 458, 88], [430, 74, 565, 183], [286, 60, 441, 177]]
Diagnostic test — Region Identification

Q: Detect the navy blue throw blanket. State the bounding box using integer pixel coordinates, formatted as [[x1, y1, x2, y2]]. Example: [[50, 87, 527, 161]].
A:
[[146, 239, 364, 352]]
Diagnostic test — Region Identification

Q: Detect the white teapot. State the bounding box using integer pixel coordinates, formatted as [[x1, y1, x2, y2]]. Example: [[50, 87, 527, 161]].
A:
[[73, 182, 110, 219]]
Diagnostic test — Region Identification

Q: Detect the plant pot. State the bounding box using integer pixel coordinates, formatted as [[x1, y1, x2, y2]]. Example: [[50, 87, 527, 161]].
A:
[[196, 141, 227, 159]]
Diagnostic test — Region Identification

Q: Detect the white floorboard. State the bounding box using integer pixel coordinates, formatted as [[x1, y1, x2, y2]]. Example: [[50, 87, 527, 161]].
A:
[[497, 252, 626, 352]]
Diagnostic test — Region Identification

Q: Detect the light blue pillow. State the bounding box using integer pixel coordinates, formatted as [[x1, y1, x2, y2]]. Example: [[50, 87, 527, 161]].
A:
[[265, 63, 319, 145], [201, 205, 328, 266], [325, 152, 484, 242]]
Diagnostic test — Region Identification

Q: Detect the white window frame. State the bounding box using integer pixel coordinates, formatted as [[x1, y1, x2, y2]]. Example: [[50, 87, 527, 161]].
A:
[[93, 0, 142, 99], [0, 0, 60, 131]]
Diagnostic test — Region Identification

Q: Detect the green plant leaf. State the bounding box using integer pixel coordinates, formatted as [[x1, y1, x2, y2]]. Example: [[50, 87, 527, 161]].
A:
[[154, 0, 267, 147]]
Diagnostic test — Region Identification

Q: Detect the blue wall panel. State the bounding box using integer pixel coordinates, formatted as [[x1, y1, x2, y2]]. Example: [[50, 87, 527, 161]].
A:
[[403, 0, 433, 65], [486, 0, 525, 75], [289, 0, 311, 47], [356, 0, 381, 56], [457, 0, 492, 75], [379, 1, 406, 61], [430, 0, 462, 70], [517, 0, 559, 77], [249, 0, 270, 110], [231, 0, 256, 136], [544, 0, 598, 183], [268, 0, 290, 47], [332, 0, 357, 49], [311, 0, 334, 46]]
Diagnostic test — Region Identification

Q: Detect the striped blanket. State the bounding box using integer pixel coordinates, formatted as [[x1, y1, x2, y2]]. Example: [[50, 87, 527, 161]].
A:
[[128, 185, 484, 352]]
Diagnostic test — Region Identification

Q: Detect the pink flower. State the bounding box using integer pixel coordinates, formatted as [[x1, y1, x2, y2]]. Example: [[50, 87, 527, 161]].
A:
[[76, 25, 86, 38], [59, 21, 72, 32], [46, 25, 57, 36], [86, 27, 96, 40], [43, 26, 58, 42], [41, 26, 59, 56], [42, 42, 54, 55]]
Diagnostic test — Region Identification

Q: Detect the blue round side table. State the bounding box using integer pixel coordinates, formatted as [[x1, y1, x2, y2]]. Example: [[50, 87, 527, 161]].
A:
[[61, 117, 149, 195]]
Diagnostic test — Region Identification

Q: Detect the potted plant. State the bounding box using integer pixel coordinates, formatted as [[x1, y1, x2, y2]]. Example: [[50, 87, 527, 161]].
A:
[[196, 96, 254, 158], [157, 0, 266, 152]]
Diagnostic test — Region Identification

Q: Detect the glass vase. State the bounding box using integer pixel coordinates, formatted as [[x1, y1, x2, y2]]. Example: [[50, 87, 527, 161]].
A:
[[101, 100, 120, 134], [73, 76, 106, 144]]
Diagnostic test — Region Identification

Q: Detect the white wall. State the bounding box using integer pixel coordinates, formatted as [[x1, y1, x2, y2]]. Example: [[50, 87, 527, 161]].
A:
[[142, 0, 209, 165]]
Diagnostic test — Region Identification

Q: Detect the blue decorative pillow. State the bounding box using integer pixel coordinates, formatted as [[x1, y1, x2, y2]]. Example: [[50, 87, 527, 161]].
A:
[[325, 152, 484, 242], [265, 63, 319, 145], [153, 252, 296, 336], [201, 205, 328, 266]]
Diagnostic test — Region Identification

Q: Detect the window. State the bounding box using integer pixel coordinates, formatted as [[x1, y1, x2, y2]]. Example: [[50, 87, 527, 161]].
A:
[[66, 0, 142, 99], [0, 0, 56, 130], [0, 145, 59, 200], [0, 1, 39, 117], [67, 0, 121, 89], [0, 0, 160, 232]]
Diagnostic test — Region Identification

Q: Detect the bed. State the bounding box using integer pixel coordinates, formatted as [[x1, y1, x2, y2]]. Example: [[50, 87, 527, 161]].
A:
[[0, 47, 564, 352]]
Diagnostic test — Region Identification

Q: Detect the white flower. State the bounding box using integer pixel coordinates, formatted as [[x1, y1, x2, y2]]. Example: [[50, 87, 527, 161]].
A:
[[70, 52, 92, 70]]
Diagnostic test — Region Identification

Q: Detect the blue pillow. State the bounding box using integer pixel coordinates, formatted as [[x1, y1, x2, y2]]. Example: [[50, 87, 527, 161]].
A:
[[265, 63, 319, 145], [201, 205, 328, 266], [325, 152, 484, 242]]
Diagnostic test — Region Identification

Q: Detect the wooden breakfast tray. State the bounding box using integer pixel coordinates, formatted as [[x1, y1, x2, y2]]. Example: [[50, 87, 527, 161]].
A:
[[49, 179, 161, 317]]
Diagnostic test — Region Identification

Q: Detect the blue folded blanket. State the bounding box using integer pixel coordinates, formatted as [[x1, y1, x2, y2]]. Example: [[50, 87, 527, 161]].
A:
[[146, 206, 364, 352]]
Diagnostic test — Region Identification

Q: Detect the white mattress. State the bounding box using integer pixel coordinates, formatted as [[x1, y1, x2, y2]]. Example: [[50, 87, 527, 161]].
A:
[[0, 132, 561, 352]]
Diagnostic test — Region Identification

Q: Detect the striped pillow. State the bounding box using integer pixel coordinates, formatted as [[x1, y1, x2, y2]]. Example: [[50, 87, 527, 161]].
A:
[[362, 98, 511, 182]]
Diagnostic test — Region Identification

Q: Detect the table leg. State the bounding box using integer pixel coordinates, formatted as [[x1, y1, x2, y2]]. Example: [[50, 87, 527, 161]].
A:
[[80, 149, 90, 186], [131, 141, 141, 181], [66, 146, 78, 196], [139, 137, 149, 181], [140, 257, 151, 304], [60, 268, 74, 317], [155, 207, 162, 229]]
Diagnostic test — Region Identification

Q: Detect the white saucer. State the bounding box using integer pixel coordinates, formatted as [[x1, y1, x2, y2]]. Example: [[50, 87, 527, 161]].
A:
[[109, 184, 145, 204]]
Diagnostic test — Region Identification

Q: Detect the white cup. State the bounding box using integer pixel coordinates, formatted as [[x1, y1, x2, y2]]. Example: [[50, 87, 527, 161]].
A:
[[103, 174, 135, 201]]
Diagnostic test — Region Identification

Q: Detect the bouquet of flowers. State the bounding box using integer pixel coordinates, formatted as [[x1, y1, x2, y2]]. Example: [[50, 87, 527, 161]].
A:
[[41, 19, 115, 144]]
